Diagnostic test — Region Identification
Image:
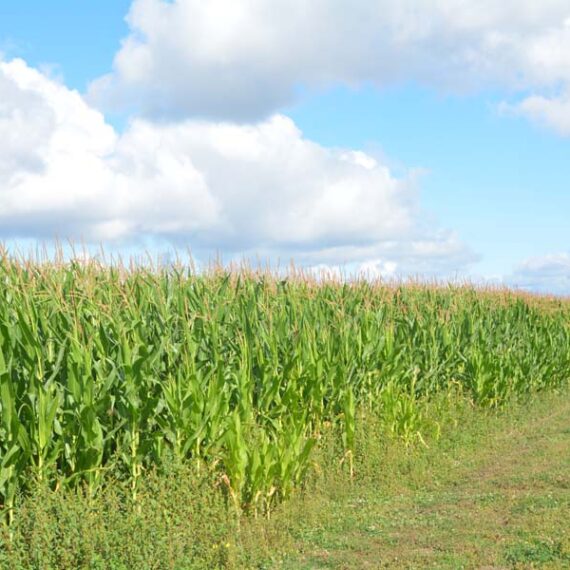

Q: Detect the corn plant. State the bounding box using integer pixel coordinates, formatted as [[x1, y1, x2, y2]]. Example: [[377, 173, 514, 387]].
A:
[[0, 252, 569, 524]]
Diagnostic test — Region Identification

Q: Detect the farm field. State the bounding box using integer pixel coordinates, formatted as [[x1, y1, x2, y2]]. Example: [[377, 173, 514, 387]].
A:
[[0, 257, 569, 568]]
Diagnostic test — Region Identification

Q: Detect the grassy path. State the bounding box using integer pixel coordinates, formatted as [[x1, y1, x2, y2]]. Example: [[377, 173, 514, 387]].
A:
[[258, 393, 570, 569]]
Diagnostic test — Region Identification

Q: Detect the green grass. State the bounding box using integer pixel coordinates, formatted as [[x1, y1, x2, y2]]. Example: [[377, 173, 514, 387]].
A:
[[1, 389, 569, 568], [247, 389, 570, 569]]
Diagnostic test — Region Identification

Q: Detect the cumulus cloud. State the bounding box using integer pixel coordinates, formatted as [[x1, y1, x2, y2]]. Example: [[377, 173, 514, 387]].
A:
[[0, 59, 218, 241], [0, 58, 476, 274], [508, 253, 570, 294], [88, 0, 570, 123]]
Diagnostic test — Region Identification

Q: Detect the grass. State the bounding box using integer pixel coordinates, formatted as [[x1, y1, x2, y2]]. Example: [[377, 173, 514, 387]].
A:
[[1, 388, 569, 568], [247, 389, 570, 569]]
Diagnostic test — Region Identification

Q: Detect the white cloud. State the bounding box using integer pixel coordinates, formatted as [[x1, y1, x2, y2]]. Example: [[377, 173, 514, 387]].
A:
[[515, 92, 570, 135], [0, 58, 476, 274], [508, 253, 570, 294], [89, 0, 570, 123], [0, 58, 217, 241]]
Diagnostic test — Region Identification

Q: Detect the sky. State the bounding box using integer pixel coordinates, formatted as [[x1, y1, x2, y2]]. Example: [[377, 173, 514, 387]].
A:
[[0, 1, 569, 293]]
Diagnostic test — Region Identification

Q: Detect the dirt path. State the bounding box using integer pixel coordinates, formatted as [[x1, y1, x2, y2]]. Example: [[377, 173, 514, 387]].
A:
[[281, 394, 570, 569]]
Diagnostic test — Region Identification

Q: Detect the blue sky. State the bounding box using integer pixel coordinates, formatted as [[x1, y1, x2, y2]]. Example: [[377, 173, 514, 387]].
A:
[[288, 85, 570, 278], [0, 1, 131, 89], [1, 0, 570, 292]]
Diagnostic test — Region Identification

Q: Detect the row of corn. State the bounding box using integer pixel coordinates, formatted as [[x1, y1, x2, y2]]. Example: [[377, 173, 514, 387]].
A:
[[1, 258, 569, 523]]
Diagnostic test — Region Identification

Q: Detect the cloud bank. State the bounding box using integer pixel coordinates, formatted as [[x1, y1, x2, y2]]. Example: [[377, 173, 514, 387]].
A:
[[0, 58, 475, 276], [90, 0, 570, 128], [509, 253, 570, 295], [3, 1, 569, 289]]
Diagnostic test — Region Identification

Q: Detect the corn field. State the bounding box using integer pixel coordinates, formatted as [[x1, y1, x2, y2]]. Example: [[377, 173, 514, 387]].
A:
[[0, 256, 569, 523]]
